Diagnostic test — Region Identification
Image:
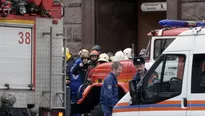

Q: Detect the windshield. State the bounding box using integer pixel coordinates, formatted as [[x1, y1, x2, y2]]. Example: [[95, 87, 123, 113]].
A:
[[154, 39, 174, 60], [141, 54, 186, 103]]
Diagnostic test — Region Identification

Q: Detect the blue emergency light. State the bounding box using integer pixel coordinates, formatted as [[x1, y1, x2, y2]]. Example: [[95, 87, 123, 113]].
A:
[[159, 19, 205, 27], [198, 22, 205, 26]]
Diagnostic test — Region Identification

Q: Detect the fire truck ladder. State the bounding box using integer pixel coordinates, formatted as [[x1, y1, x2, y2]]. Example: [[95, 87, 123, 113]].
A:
[[42, 27, 67, 110]]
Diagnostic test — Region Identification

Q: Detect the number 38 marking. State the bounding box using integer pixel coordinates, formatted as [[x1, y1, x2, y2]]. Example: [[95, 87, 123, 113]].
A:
[[18, 32, 31, 44]]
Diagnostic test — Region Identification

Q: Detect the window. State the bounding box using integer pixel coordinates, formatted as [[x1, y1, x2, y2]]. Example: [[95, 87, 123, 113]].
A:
[[154, 39, 174, 60], [191, 54, 205, 93], [142, 54, 185, 103]]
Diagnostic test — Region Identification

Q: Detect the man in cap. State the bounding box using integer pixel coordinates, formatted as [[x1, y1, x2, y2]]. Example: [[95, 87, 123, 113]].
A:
[[133, 57, 147, 84], [133, 57, 159, 84]]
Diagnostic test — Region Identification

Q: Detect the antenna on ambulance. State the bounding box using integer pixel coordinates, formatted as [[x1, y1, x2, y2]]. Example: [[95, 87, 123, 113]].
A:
[[132, 43, 135, 58]]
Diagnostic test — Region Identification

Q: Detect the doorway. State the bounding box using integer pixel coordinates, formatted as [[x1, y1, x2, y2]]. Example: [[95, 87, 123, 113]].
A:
[[95, 0, 137, 54]]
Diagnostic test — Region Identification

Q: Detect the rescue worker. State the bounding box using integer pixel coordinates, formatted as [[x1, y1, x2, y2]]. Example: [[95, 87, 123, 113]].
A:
[[87, 50, 100, 83], [66, 54, 75, 86], [100, 61, 122, 116], [139, 48, 146, 58], [114, 51, 125, 61], [72, 49, 89, 69], [107, 52, 114, 62], [78, 49, 89, 56], [88, 50, 99, 69], [70, 52, 90, 103], [98, 53, 109, 64], [91, 45, 102, 54], [1, 92, 16, 108], [62, 47, 74, 86], [123, 48, 133, 59], [109, 56, 114, 62], [133, 57, 147, 84], [133, 57, 159, 84], [107, 52, 114, 58], [0, 92, 37, 115]]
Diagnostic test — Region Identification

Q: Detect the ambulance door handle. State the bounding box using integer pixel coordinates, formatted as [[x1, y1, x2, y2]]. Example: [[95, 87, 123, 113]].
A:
[[182, 98, 187, 108]]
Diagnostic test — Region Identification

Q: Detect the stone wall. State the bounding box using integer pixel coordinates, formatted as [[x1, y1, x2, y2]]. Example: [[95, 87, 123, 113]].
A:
[[181, 0, 205, 20], [63, 0, 82, 55]]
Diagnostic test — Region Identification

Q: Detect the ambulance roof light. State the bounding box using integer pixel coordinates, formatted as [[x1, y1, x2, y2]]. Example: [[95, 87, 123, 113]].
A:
[[159, 19, 205, 27], [198, 22, 205, 26]]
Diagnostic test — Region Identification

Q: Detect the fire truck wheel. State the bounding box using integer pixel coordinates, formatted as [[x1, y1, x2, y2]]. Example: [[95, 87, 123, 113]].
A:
[[90, 104, 103, 116]]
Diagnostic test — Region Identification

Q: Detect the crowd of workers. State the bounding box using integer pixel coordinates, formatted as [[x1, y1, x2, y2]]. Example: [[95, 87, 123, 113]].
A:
[[63, 45, 153, 116], [63, 45, 133, 100]]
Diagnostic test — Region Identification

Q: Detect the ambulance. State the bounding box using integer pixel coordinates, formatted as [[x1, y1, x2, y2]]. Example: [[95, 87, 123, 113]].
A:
[[113, 20, 205, 116]]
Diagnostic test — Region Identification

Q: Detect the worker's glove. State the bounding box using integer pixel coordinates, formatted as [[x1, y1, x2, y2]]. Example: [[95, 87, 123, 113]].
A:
[[79, 63, 83, 67]]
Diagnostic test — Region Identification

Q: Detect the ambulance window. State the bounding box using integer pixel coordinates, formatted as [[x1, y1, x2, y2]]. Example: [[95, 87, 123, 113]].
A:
[[142, 54, 185, 103], [154, 39, 174, 60], [191, 54, 205, 93]]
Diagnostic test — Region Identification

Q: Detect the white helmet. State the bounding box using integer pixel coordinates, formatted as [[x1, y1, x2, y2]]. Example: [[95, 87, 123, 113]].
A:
[[114, 51, 125, 61], [123, 48, 133, 59], [124, 55, 129, 60], [110, 56, 114, 62], [98, 53, 109, 62]]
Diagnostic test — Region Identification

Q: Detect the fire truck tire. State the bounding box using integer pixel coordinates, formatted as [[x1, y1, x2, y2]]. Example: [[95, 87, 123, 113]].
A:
[[90, 104, 103, 116]]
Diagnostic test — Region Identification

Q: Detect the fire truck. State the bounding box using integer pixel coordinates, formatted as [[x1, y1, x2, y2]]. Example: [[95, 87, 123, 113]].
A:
[[71, 20, 190, 115], [0, 0, 66, 116]]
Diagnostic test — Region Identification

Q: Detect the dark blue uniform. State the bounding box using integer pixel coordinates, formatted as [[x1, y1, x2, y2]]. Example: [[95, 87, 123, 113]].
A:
[[133, 68, 148, 84], [66, 56, 75, 86], [133, 57, 159, 85], [100, 72, 118, 116], [70, 58, 88, 103], [133, 69, 159, 85]]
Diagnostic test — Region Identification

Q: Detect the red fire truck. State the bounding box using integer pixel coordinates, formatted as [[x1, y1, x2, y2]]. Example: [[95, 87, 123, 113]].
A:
[[0, 0, 66, 116]]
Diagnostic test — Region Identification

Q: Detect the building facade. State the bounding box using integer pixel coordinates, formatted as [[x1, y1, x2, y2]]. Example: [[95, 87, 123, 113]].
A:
[[64, 0, 204, 55]]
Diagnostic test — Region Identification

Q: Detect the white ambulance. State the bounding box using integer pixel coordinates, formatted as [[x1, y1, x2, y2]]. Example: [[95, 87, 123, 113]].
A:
[[113, 20, 205, 116]]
